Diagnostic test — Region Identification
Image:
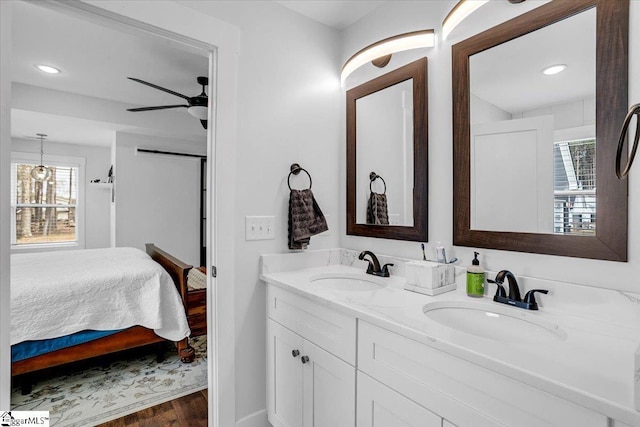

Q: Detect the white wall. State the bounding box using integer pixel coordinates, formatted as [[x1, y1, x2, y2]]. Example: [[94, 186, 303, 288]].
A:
[[340, 1, 640, 293], [11, 138, 111, 250], [114, 132, 204, 266], [471, 94, 512, 124], [181, 2, 342, 426], [0, 0, 12, 410], [514, 96, 596, 131]]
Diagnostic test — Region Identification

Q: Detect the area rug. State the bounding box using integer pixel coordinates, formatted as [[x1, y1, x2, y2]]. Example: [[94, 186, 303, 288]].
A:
[[11, 336, 208, 426]]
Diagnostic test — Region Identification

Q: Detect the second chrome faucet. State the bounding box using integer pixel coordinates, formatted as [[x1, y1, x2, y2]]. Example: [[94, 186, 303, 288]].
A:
[[489, 270, 548, 310], [359, 251, 394, 278]]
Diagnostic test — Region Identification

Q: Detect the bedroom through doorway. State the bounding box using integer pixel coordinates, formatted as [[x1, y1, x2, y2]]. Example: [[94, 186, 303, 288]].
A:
[[6, 1, 214, 425]]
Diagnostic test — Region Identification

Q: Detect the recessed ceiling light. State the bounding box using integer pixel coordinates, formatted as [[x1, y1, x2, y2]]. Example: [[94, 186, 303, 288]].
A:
[[35, 64, 61, 74], [542, 64, 567, 75]]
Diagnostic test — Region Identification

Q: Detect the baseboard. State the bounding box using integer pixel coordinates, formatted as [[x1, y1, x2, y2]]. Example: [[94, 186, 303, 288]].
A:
[[236, 409, 269, 427]]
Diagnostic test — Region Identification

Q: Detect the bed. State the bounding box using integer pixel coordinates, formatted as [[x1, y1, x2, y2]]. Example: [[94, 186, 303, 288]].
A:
[[10, 244, 199, 392]]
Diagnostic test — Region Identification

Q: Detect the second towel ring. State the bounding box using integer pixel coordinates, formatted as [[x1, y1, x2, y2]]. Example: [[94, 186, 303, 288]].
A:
[[369, 172, 386, 194], [616, 103, 640, 179], [288, 163, 312, 190]]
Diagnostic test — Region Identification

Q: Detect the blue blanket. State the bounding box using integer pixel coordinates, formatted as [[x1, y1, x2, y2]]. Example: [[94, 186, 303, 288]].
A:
[[12, 329, 122, 362]]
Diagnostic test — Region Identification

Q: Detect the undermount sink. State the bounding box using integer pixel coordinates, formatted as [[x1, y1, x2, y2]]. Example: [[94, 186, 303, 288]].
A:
[[423, 300, 567, 343], [309, 273, 386, 291]]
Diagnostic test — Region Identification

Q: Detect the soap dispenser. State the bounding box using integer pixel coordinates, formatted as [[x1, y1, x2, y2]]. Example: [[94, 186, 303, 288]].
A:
[[466, 251, 485, 297]]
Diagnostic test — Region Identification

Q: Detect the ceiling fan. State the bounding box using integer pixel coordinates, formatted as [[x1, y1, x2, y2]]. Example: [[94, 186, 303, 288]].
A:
[[126, 76, 209, 129]]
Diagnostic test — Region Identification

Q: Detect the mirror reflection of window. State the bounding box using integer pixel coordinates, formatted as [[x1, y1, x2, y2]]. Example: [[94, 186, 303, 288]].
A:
[[553, 138, 596, 235], [469, 8, 596, 235], [355, 79, 414, 226]]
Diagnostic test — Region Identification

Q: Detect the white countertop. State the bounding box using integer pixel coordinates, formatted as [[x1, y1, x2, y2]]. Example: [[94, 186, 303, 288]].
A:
[[260, 257, 640, 425]]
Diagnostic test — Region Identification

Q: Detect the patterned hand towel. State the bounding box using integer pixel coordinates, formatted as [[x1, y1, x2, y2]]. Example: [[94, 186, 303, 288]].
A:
[[288, 189, 329, 250], [366, 192, 389, 225]]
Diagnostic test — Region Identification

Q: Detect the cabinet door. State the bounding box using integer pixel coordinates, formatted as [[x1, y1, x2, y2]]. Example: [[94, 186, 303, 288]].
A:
[[357, 371, 441, 427], [267, 320, 305, 427], [303, 339, 356, 427]]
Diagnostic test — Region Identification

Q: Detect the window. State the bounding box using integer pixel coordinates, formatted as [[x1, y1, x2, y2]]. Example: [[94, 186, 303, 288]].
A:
[[553, 138, 596, 235], [10, 153, 85, 248]]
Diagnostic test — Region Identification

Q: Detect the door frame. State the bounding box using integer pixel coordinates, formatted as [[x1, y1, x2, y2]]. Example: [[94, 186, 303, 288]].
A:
[[0, 2, 239, 426]]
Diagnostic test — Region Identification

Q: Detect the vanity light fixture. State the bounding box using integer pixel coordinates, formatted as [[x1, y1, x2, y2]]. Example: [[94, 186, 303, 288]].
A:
[[340, 29, 435, 86], [542, 64, 567, 75], [442, 0, 489, 41], [35, 64, 61, 74]]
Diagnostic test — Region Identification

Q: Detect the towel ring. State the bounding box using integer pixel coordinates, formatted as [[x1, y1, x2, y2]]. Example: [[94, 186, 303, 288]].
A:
[[616, 103, 640, 179], [369, 172, 386, 194], [288, 163, 312, 190]]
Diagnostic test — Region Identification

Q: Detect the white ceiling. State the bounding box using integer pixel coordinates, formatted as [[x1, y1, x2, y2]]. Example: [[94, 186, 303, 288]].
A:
[[11, 1, 209, 145], [12, 110, 129, 147], [470, 7, 596, 114], [275, 0, 387, 29], [11, 1, 597, 144]]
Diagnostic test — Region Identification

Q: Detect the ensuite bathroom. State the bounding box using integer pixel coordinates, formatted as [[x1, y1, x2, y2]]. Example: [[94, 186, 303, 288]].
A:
[[1, 1, 639, 426]]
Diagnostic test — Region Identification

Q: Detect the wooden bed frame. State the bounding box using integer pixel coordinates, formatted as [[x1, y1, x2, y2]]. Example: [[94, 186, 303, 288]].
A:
[[11, 244, 196, 385]]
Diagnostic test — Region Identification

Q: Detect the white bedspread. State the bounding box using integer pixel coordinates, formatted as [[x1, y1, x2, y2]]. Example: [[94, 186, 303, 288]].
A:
[[11, 247, 191, 345]]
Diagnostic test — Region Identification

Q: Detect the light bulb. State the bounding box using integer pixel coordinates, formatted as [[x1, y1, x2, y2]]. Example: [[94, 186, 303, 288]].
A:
[[31, 165, 52, 181]]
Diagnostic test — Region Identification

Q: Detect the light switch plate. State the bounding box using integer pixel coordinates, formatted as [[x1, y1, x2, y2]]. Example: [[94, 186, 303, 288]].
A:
[[245, 216, 275, 241]]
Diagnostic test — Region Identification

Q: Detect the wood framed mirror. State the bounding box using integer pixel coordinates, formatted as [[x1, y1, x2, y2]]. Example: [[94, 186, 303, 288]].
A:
[[452, 0, 629, 261], [347, 57, 428, 241]]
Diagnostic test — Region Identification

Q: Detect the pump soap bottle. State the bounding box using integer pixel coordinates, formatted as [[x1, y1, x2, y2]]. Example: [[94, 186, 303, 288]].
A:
[[466, 251, 485, 297]]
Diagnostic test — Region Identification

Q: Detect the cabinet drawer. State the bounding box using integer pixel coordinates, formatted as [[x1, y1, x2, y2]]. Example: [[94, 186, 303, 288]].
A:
[[357, 371, 441, 427], [267, 285, 356, 365], [358, 321, 607, 427]]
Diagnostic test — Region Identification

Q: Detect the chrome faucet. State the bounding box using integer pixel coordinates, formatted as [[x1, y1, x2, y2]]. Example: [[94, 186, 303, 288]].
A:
[[489, 270, 548, 310], [358, 251, 393, 278]]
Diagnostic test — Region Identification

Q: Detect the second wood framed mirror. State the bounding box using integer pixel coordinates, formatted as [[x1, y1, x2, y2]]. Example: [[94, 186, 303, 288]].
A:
[[452, 0, 629, 261]]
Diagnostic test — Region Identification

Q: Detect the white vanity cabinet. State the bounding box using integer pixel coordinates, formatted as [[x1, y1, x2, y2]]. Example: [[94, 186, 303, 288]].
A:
[[266, 286, 357, 427], [357, 371, 442, 427], [265, 283, 617, 427], [358, 321, 608, 427]]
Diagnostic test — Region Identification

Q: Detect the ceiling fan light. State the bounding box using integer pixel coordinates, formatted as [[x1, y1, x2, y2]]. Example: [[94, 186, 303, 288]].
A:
[[188, 105, 208, 120]]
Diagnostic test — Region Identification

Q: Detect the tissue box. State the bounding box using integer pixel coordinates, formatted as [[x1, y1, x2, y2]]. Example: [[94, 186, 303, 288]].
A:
[[404, 261, 455, 296], [635, 343, 640, 411]]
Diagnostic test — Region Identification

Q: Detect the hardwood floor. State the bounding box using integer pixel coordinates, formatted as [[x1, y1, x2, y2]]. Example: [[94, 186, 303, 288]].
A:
[[97, 389, 208, 427]]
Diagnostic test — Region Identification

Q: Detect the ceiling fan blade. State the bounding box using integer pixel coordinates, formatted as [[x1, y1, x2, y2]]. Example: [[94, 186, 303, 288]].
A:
[[127, 77, 190, 101], [127, 104, 188, 112], [200, 120, 208, 130]]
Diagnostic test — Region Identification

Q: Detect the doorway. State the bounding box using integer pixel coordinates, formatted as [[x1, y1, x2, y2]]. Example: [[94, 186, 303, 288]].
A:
[[3, 2, 220, 426]]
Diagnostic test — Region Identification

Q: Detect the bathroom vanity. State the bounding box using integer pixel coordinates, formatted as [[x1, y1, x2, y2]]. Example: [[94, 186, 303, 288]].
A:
[[260, 249, 640, 427]]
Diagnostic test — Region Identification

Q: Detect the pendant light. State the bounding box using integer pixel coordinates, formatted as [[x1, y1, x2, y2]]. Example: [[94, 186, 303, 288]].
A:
[[31, 133, 52, 181]]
